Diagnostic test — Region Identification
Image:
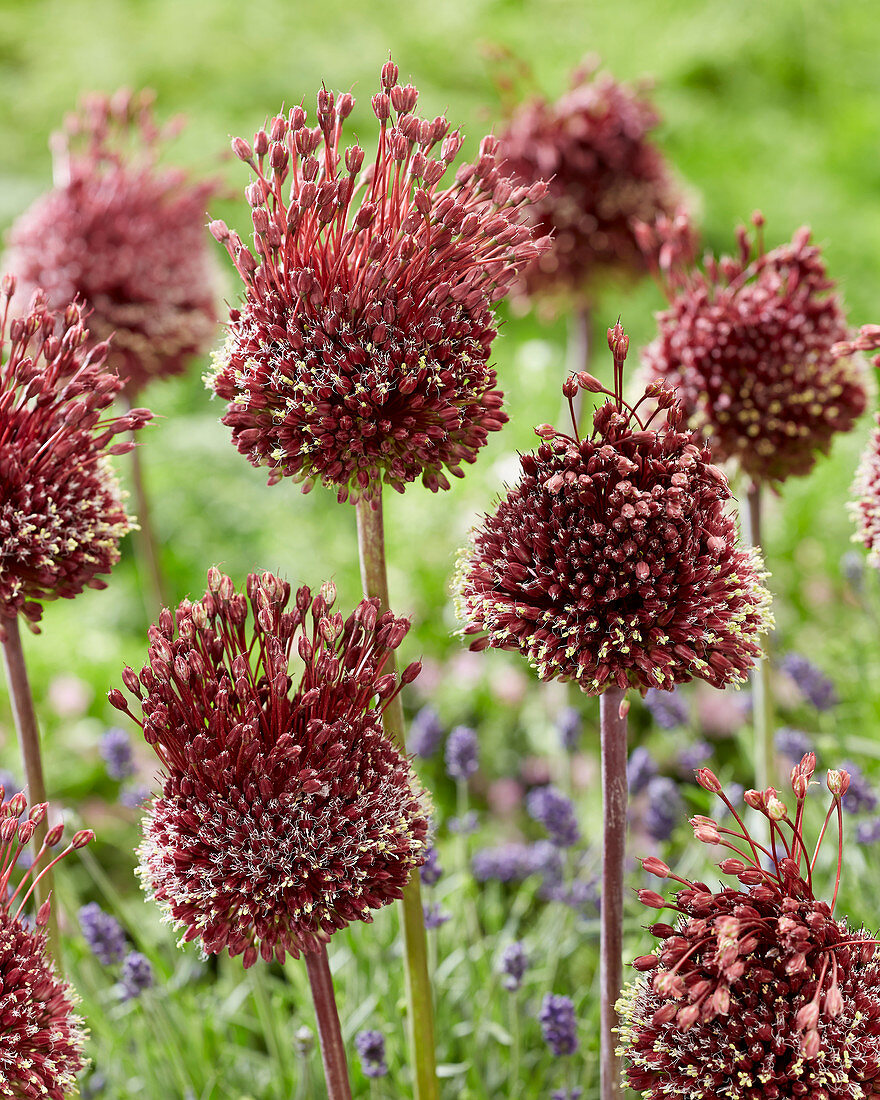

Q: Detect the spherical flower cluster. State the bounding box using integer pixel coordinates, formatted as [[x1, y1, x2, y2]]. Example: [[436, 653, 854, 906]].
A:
[[498, 59, 678, 305], [0, 790, 94, 1099], [618, 758, 880, 1098], [110, 568, 429, 966], [639, 212, 867, 486], [0, 280, 152, 631], [208, 61, 550, 505], [6, 89, 218, 395], [455, 324, 772, 695]]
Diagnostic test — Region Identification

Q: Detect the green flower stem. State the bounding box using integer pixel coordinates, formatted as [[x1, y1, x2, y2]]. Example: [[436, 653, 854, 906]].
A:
[[356, 488, 439, 1100], [304, 945, 353, 1100], [124, 393, 168, 619], [0, 612, 58, 958], [599, 685, 628, 1100], [568, 303, 593, 434], [747, 484, 775, 790]]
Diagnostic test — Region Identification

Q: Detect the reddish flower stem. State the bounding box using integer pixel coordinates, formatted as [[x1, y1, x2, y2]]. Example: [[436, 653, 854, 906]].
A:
[[124, 393, 168, 618], [599, 684, 628, 1100], [355, 489, 439, 1100], [747, 484, 775, 789], [0, 613, 58, 957], [304, 945, 353, 1100]]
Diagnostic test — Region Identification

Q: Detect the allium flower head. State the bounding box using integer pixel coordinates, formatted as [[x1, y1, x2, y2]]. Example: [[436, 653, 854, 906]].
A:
[[0, 280, 151, 631], [498, 58, 678, 305], [836, 325, 880, 570], [619, 757, 880, 1098], [0, 790, 94, 1099], [639, 212, 867, 486], [110, 568, 429, 966], [455, 323, 772, 694], [6, 89, 218, 395], [208, 61, 550, 505]]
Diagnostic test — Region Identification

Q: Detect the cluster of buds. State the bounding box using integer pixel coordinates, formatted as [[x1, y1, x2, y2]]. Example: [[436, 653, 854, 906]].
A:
[[0, 791, 93, 1098], [6, 88, 219, 395], [110, 568, 429, 966], [0, 280, 152, 631], [618, 757, 880, 1098], [638, 211, 868, 486], [208, 60, 550, 504], [454, 322, 771, 694], [498, 58, 679, 305]]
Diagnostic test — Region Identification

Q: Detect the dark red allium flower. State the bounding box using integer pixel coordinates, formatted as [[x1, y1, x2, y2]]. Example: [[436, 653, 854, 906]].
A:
[[0, 791, 94, 1099], [0, 279, 152, 632], [208, 60, 550, 505], [6, 89, 218, 395], [619, 758, 880, 1099], [639, 211, 868, 486], [110, 568, 429, 966], [498, 59, 678, 306], [454, 323, 771, 695]]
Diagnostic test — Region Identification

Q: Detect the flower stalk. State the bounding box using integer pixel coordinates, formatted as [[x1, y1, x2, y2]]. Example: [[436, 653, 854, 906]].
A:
[[124, 394, 168, 616], [746, 484, 774, 790], [304, 946, 353, 1100], [356, 489, 439, 1100]]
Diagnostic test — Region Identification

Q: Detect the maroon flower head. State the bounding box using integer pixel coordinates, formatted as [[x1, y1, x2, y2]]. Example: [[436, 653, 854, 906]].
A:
[[110, 569, 429, 966], [0, 792, 94, 1098], [640, 211, 868, 486], [208, 60, 550, 505], [454, 323, 771, 695], [498, 59, 679, 306], [619, 758, 880, 1098], [0, 280, 152, 632], [6, 88, 219, 395]]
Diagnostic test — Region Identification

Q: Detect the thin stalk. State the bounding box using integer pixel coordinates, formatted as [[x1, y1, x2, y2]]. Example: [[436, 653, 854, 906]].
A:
[[304, 946, 353, 1100], [599, 685, 628, 1100], [0, 613, 58, 957], [565, 303, 592, 432], [356, 489, 439, 1100], [124, 392, 168, 618], [746, 485, 775, 789]]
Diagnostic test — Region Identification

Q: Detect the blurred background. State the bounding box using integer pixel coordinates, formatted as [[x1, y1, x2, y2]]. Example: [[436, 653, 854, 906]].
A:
[[2, 1, 880, 1096]]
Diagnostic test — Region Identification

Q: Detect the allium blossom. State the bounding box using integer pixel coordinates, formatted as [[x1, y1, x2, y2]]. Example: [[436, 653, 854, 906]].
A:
[[498, 59, 678, 305], [0, 790, 94, 1099], [454, 324, 772, 694], [835, 324, 880, 569], [6, 89, 218, 395], [0, 280, 151, 631], [110, 568, 428, 966], [618, 757, 880, 1098], [639, 212, 867, 486], [208, 61, 549, 505]]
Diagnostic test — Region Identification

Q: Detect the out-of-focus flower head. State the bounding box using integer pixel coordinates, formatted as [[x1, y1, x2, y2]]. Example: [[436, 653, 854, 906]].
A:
[[0, 281, 152, 633], [445, 725, 479, 781], [627, 746, 658, 797], [619, 757, 880, 1097], [423, 902, 450, 930], [526, 785, 581, 848], [0, 790, 94, 1098], [119, 950, 153, 1001], [642, 776, 683, 842], [455, 323, 772, 694], [639, 211, 867, 487], [79, 901, 127, 966], [110, 568, 428, 967], [839, 760, 878, 816], [780, 652, 839, 712], [498, 57, 678, 307], [774, 727, 814, 763], [409, 706, 444, 758], [355, 1029, 388, 1078], [500, 940, 530, 991], [208, 61, 550, 506], [99, 727, 135, 781], [539, 993, 579, 1057], [7, 89, 219, 396], [556, 706, 582, 751], [644, 687, 689, 730]]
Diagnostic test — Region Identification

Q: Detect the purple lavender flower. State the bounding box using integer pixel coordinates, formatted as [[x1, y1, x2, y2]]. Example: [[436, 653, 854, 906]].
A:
[[119, 951, 153, 1000], [355, 1029, 388, 1078], [551, 1090, 583, 1100], [409, 707, 444, 758], [99, 727, 135, 781], [677, 740, 712, 775], [120, 782, 150, 808], [713, 783, 744, 820], [448, 810, 479, 835], [643, 776, 683, 841], [472, 843, 535, 883], [856, 816, 880, 844], [841, 550, 865, 593], [445, 726, 479, 780], [780, 652, 839, 711], [644, 687, 690, 729], [526, 786, 581, 848], [774, 727, 814, 761], [541, 874, 601, 914], [423, 903, 450, 930], [0, 769, 22, 796], [79, 902, 126, 966], [420, 845, 442, 887], [841, 761, 879, 814], [556, 707, 581, 752], [539, 994, 579, 1056], [500, 941, 529, 991], [527, 840, 565, 885], [627, 747, 658, 797]]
